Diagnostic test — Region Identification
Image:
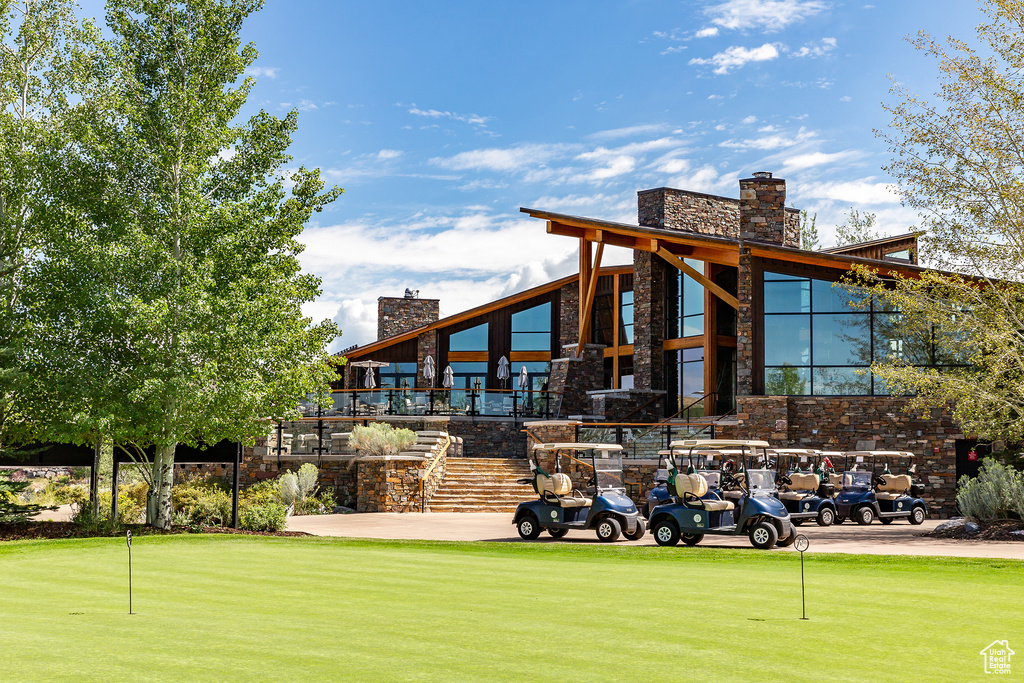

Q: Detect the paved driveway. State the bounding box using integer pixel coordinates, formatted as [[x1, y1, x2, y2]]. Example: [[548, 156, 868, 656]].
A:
[[287, 513, 1024, 560]]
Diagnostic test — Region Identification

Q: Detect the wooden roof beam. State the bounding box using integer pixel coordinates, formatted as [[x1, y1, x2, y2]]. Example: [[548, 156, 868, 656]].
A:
[[657, 247, 739, 310]]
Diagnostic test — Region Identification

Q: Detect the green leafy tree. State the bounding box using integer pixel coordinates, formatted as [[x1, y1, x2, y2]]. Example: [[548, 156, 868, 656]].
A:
[[850, 0, 1024, 442], [0, 0, 96, 455], [834, 208, 879, 246], [23, 0, 341, 528], [764, 364, 806, 395], [799, 210, 819, 251]]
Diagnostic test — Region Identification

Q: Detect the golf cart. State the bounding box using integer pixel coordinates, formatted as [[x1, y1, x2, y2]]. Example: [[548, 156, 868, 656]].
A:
[[513, 443, 646, 542], [643, 448, 726, 517], [647, 439, 796, 550], [834, 451, 928, 525], [771, 449, 838, 526]]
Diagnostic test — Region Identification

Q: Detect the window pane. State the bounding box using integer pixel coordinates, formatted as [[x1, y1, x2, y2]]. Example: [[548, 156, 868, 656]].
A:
[[764, 272, 805, 281], [449, 323, 488, 352], [812, 314, 870, 365], [682, 314, 704, 337], [812, 279, 869, 313], [764, 315, 810, 366], [764, 279, 810, 313], [592, 293, 614, 346], [813, 367, 871, 395], [873, 313, 933, 365], [620, 324, 634, 345], [511, 332, 550, 352], [765, 366, 810, 395], [619, 291, 634, 345], [511, 302, 551, 333]]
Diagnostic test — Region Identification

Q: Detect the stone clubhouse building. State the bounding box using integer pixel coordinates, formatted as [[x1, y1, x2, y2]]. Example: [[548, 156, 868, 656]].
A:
[[314, 172, 976, 515]]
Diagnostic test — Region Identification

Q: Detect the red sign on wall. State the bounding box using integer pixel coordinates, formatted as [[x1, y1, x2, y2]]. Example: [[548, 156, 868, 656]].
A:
[[968, 450, 978, 461]]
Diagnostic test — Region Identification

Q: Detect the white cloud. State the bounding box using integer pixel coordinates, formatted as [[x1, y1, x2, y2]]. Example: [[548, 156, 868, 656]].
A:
[[839, 95, 852, 102], [799, 178, 900, 204], [588, 124, 671, 140], [689, 43, 780, 75], [405, 105, 492, 128], [430, 143, 574, 172], [719, 126, 817, 150], [790, 37, 837, 58], [377, 149, 403, 160], [244, 66, 279, 78], [741, 115, 758, 124], [661, 45, 689, 55], [695, 27, 720, 38], [705, 0, 829, 32], [779, 149, 862, 173]]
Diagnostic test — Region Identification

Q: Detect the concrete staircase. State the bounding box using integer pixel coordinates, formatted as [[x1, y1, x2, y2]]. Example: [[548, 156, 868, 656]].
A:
[[428, 458, 537, 513]]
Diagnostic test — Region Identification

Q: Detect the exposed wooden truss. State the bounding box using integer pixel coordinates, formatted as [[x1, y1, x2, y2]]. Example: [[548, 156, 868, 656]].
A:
[[656, 247, 739, 311]]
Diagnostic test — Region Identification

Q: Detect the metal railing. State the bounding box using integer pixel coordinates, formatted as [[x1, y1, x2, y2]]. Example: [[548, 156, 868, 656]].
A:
[[575, 422, 717, 459], [306, 387, 563, 420]]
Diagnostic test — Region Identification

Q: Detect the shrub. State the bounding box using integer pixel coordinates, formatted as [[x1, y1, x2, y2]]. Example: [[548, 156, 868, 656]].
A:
[[171, 476, 232, 527], [240, 479, 281, 507], [71, 503, 122, 535], [279, 463, 320, 515], [0, 472, 55, 523], [307, 487, 336, 515], [957, 458, 1024, 522], [239, 502, 287, 532], [348, 423, 416, 456]]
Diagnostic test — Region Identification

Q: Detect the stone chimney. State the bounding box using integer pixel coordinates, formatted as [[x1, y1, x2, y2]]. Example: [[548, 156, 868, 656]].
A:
[[738, 172, 799, 247], [377, 293, 439, 340], [637, 187, 740, 239]]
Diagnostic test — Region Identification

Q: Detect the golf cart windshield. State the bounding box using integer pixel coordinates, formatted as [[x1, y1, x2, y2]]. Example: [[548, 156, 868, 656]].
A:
[[745, 469, 776, 493], [842, 471, 873, 489], [594, 457, 625, 492]]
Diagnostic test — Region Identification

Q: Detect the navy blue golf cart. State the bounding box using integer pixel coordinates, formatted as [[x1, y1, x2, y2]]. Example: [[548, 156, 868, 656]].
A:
[[834, 451, 928, 525], [648, 439, 796, 550], [643, 448, 726, 517], [513, 443, 646, 542], [772, 449, 838, 526]]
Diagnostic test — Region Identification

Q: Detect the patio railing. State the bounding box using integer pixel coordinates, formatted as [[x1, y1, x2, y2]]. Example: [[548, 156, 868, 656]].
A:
[[303, 387, 563, 420]]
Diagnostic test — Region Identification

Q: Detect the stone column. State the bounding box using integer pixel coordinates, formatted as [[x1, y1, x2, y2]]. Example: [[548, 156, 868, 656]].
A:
[[632, 249, 666, 391], [416, 330, 438, 388], [558, 282, 579, 353], [736, 246, 755, 396]]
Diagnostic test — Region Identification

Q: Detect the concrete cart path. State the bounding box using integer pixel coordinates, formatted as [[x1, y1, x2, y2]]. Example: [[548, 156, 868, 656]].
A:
[[287, 513, 1024, 560]]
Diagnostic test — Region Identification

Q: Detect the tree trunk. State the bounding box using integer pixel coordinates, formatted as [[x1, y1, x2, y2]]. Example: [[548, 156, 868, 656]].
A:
[[147, 443, 175, 529]]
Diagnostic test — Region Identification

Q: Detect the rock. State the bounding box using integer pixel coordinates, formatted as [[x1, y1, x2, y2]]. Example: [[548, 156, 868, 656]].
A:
[[965, 521, 980, 534], [332, 506, 355, 514], [934, 518, 965, 532]]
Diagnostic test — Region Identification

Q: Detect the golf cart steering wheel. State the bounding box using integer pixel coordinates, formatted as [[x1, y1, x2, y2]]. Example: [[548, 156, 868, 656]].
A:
[[585, 475, 596, 488], [874, 475, 887, 487], [778, 474, 792, 486], [721, 473, 739, 489]]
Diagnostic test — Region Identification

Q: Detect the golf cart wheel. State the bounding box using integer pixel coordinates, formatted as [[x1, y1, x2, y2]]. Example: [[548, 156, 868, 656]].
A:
[[910, 506, 926, 525], [548, 527, 569, 538], [749, 521, 778, 550], [652, 519, 680, 547], [879, 516, 894, 525], [596, 517, 622, 542], [623, 523, 647, 541], [816, 507, 835, 527], [792, 519, 804, 526], [681, 533, 703, 546], [855, 507, 874, 525], [777, 531, 798, 548], [517, 514, 541, 540]]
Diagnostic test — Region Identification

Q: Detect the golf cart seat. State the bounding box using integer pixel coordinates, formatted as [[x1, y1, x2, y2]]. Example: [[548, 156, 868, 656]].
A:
[[536, 472, 592, 508], [674, 474, 734, 511], [780, 472, 820, 500], [875, 473, 912, 500], [828, 473, 843, 489]]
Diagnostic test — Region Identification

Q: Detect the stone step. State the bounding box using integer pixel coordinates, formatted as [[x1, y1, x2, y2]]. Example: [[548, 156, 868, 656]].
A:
[[428, 505, 520, 513]]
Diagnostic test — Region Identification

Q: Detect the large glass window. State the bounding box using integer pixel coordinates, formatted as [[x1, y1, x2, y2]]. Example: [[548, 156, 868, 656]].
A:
[[763, 271, 969, 395], [666, 259, 706, 338], [592, 293, 614, 346], [665, 347, 704, 415], [511, 302, 551, 352], [619, 290, 634, 345], [448, 323, 488, 352], [377, 362, 418, 389]]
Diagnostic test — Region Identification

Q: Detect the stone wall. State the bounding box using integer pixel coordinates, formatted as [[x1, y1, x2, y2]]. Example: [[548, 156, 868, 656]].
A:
[[417, 329, 438, 387], [453, 418, 528, 458], [719, 395, 962, 516], [357, 458, 422, 512], [558, 282, 579, 350], [377, 296, 439, 340], [548, 345, 604, 417], [632, 250, 665, 392], [736, 245, 755, 397], [637, 187, 740, 237], [739, 175, 797, 247], [590, 390, 666, 423]]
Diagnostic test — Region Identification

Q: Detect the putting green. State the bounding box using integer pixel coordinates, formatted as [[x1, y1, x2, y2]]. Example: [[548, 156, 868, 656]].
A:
[[0, 535, 1019, 681]]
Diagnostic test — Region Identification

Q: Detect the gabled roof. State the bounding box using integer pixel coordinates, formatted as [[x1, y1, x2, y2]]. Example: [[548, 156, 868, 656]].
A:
[[820, 231, 923, 255]]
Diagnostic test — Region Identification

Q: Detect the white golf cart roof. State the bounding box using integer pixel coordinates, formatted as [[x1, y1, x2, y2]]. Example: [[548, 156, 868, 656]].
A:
[[844, 451, 916, 458], [669, 439, 770, 449], [769, 448, 819, 455], [532, 443, 624, 452]]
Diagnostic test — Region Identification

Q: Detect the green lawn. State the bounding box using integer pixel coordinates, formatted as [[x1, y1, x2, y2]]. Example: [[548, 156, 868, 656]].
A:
[[0, 535, 1019, 682]]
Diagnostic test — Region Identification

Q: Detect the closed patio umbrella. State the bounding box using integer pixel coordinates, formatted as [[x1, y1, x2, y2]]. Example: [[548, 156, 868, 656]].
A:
[[518, 365, 529, 390], [423, 355, 435, 387], [497, 356, 510, 389], [442, 365, 455, 388], [363, 367, 376, 389]]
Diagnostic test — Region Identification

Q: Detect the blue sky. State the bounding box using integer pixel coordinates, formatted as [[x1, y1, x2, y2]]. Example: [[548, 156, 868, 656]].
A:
[[84, 1, 984, 350]]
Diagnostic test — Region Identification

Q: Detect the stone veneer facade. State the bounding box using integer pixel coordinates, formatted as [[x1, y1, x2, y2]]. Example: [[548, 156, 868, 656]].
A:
[[632, 250, 666, 392], [547, 344, 604, 416], [736, 245, 754, 396], [377, 296, 439, 340], [638, 187, 740, 235], [558, 282, 579, 350]]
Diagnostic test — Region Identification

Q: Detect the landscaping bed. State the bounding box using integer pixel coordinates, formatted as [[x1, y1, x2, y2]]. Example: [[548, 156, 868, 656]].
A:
[[0, 521, 309, 542], [922, 518, 1024, 541]]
